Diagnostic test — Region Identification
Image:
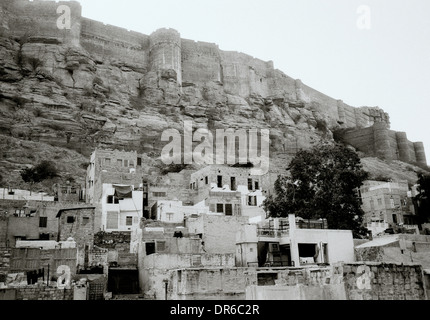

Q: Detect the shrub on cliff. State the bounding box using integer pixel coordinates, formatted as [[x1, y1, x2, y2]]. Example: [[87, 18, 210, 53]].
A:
[[20, 160, 59, 185], [263, 143, 369, 238]]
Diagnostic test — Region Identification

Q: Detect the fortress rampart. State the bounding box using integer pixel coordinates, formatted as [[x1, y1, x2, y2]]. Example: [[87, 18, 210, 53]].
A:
[[0, 0, 393, 127], [342, 122, 427, 166], [0, 0, 426, 166]]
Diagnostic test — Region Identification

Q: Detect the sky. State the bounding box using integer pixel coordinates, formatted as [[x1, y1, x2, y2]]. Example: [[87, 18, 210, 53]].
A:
[[77, 0, 430, 163]]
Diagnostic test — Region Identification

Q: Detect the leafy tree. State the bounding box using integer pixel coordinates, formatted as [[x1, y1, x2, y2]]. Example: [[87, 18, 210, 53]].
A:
[[414, 173, 430, 225], [263, 143, 369, 238], [20, 160, 59, 186]]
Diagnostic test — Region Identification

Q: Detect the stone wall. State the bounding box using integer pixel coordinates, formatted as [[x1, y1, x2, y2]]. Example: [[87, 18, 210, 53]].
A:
[[139, 252, 235, 299], [0, 0, 426, 165], [80, 17, 149, 68], [0, 248, 11, 273], [3, 0, 82, 45], [170, 267, 254, 300], [16, 286, 74, 300], [342, 122, 427, 166], [186, 215, 250, 254], [343, 262, 426, 300], [181, 39, 222, 86]]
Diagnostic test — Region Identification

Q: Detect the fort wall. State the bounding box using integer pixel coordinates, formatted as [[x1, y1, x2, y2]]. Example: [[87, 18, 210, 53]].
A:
[[0, 0, 425, 163], [149, 28, 182, 84], [181, 39, 222, 85], [3, 0, 82, 45], [342, 123, 427, 166], [80, 18, 149, 67], [220, 50, 274, 97]]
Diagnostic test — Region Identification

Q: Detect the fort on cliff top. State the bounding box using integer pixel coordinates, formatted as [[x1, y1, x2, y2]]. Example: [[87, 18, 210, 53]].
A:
[[0, 0, 426, 166]]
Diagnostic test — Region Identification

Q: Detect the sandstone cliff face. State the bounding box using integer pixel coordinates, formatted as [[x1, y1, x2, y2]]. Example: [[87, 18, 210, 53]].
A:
[[0, 0, 426, 191], [0, 34, 332, 157]]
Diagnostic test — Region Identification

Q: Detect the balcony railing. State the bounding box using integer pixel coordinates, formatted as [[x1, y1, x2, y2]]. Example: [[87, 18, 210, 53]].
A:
[[257, 228, 289, 238]]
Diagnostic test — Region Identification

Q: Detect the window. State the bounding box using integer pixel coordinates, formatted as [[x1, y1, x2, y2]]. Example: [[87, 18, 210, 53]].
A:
[[66, 216, 75, 223], [39, 217, 47, 228], [248, 196, 257, 206], [129, 160, 134, 167], [225, 203, 233, 216], [146, 242, 155, 255], [205, 176, 208, 185], [377, 198, 382, 206], [117, 159, 123, 166], [124, 159, 129, 167], [192, 255, 202, 266], [107, 195, 113, 204], [126, 216, 133, 226], [166, 212, 174, 221], [14, 209, 25, 217], [231, 177, 236, 191], [217, 175, 223, 188], [216, 203, 224, 213], [70, 188, 77, 194], [209, 203, 216, 212], [153, 192, 166, 197], [82, 217, 90, 225], [105, 158, 111, 165], [254, 181, 259, 190], [137, 157, 142, 166], [248, 178, 253, 190], [192, 182, 196, 190]]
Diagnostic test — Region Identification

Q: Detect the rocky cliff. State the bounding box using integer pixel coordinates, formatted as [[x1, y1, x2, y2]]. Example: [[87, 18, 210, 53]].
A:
[[0, 0, 427, 191]]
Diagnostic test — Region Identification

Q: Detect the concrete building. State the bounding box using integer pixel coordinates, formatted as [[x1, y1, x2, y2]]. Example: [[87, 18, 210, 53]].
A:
[[85, 148, 147, 231], [53, 183, 86, 203], [190, 165, 267, 220], [359, 180, 418, 235], [101, 183, 143, 232], [151, 199, 208, 223], [0, 188, 54, 202], [235, 214, 355, 268]]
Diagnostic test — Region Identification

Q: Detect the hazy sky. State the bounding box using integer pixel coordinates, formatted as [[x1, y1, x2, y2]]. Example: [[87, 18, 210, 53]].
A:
[[77, 0, 430, 163]]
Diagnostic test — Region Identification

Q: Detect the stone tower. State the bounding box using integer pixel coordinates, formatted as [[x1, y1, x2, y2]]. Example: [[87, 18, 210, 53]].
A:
[[149, 28, 182, 85]]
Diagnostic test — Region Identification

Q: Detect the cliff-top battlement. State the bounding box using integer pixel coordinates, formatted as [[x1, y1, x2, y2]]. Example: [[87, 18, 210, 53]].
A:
[[0, 0, 426, 166]]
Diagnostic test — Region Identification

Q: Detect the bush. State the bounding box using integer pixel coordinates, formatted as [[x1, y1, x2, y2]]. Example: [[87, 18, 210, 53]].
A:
[[20, 160, 59, 184]]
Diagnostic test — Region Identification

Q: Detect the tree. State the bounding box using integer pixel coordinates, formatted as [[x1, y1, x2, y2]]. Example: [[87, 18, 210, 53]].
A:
[[414, 173, 430, 225], [263, 143, 369, 238], [20, 160, 59, 189]]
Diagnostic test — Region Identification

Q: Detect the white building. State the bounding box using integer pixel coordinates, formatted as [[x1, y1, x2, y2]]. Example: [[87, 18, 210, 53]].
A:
[[101, 183, 143, 232], [236, 214, 355, 268]]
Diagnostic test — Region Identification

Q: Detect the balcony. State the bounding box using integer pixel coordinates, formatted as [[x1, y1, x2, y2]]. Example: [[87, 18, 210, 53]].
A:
[[257, 227, 289, 239]]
